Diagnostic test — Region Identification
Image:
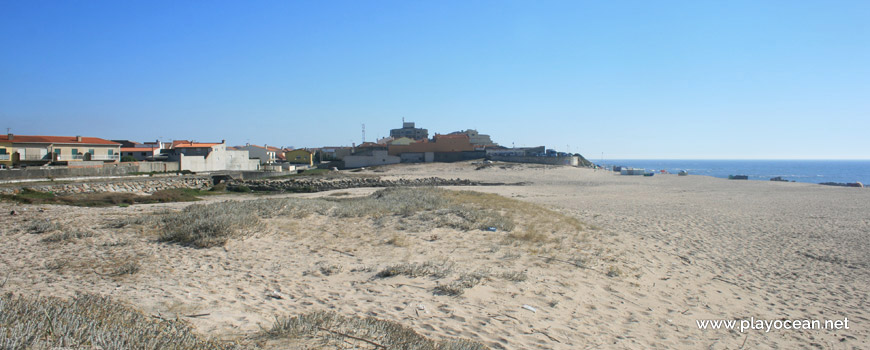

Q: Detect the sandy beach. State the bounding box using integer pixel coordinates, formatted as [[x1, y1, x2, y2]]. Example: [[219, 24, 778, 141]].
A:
[[1, 162, 867, 349]]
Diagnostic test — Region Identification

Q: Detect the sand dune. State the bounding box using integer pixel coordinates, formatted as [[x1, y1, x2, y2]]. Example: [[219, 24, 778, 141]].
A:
[[1, 162, 867, 349]]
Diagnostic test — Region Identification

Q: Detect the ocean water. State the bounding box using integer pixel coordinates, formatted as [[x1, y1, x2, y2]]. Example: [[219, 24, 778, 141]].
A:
[[601, 160, 870, 185]]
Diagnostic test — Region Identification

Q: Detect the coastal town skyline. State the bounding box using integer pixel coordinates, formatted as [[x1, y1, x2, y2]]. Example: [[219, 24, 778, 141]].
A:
[[2, 1, 868, 159]]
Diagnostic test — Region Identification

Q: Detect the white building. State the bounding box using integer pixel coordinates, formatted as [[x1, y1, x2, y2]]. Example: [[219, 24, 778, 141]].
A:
[[236, 144, 280, 164], [168, 141, 260, 172]]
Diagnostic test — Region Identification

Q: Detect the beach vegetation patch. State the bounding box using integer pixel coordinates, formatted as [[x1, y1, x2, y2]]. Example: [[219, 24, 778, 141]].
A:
[[263, 310, 488, 349], [0, 294, 239, 349]]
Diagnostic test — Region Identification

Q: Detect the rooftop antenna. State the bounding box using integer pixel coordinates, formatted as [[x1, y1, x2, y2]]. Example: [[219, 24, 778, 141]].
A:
[[362, 123, 366, 144]]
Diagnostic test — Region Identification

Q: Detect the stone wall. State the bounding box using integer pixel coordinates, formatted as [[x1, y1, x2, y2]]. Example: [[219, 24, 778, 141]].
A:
[[230, 176, 516, 193], [0, 176, 211, 195]]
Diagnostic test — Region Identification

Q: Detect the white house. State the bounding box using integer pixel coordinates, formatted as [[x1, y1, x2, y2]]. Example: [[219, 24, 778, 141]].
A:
[[168, 141, 260, 172], [236, 144, 280, 164]]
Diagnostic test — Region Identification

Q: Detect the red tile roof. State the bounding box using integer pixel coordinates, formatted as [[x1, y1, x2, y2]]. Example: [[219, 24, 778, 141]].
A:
[[0, 134, 119, 145]]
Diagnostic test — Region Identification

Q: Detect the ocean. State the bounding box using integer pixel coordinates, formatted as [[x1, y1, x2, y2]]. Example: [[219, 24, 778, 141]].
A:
[[600, 160, 870, 185]]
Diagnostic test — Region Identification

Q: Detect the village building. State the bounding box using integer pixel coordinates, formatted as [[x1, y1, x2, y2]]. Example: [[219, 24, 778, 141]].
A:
[[0, 134, 120, 166]]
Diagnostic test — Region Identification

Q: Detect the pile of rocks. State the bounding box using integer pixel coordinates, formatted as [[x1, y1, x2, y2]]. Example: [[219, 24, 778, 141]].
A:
[[228, 176, 502, 193], [0, 177, 211, 195]]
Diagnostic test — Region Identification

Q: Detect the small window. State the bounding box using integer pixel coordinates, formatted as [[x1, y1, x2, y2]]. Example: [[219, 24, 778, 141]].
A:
[[54, 149, 61, 155], [141, 152, 146, 156], [88, 149, 95, 155], [71, 148, 78, 155], [0, 148, 7, 155], [108, 149, 114, 156]]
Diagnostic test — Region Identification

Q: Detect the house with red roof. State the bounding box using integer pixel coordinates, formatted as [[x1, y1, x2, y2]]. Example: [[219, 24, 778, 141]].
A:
[[0, 133, 120, 166]]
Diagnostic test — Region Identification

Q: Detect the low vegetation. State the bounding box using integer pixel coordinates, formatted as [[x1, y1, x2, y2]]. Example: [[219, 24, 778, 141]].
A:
[[376, 261, 454, 279], [41, 229, 95, 243], [434, 270, 491, 296], [375, 262, 527, 296], [157, 201, 261, 248], [27, 219, 61, 234], [0, 294, 240, 349], [135, 187, 586, 252], [263, 311, 488, 350]]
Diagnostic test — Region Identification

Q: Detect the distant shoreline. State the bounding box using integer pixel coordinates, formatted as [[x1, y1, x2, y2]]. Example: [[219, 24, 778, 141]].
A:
[[599, 159, 869, 185]]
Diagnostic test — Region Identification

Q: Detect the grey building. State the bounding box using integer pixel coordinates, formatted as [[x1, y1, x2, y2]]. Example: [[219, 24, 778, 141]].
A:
[[390, 122, 428, 140]]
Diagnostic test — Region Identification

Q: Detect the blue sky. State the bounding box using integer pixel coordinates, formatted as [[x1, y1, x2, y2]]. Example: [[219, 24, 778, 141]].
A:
[[1, 1, 868, 159]]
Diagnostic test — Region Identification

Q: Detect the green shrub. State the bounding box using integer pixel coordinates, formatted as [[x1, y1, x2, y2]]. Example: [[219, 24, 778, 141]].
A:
[[229, 185, 252, 193]]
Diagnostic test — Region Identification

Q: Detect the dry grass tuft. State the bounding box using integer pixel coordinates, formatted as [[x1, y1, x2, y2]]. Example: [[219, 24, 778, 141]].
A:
[[111, 261, 141, 276], [606, 266, 622, 277], [434, 270, 491, 296], [41, 229, 95, 243], [376, 261, 453, 279], [263, 311, 488, 349], [385, 234, 410, 247], [0, 294, 239, 349], [498, 270, 528, 282], [27, 219, 61, 234], [156, 201, 261, 248], [506, 230, 551, 244]]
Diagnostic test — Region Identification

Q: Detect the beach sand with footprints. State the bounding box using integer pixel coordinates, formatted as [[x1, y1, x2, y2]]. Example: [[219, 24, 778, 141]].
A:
[[1, 161, 867, 349]]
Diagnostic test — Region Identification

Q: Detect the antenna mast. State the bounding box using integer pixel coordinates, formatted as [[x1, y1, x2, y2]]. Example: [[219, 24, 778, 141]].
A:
[[361, 124, 366, 144]]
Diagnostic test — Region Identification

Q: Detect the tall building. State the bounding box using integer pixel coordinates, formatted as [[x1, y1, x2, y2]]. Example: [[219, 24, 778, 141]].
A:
[[390, 122, 428, 140]]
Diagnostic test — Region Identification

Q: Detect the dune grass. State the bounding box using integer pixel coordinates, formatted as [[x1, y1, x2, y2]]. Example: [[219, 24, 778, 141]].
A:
[[144, 187, 587, 249], [263, 311, 488, 350], [0, 294, 240, 349]]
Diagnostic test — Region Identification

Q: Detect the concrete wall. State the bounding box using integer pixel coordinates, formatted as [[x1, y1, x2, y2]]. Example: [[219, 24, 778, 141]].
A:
[[137, 161, 180, 173], [434, 151, 485, 163], [487, 155, 579, 166], [179, 148, 259, 172], [0, 162, 186, 181], [400, 153, 424, 163], [343, 150, 401, 168], [0, 163, 137, 181]]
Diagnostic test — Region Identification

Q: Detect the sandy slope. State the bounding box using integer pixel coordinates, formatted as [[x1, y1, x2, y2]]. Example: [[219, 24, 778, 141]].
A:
[[1, 162, 867, 349]]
